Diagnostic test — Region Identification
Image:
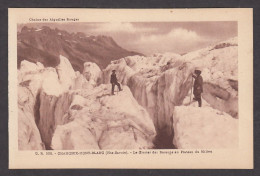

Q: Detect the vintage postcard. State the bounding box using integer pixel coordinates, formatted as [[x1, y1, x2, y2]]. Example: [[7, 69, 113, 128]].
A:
[[8, 8, 253, 169]]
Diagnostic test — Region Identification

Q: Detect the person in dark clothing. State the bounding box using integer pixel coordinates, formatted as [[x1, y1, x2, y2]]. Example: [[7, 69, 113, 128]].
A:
[[110, 70, 122, 95], [192, 69, 203, 107]]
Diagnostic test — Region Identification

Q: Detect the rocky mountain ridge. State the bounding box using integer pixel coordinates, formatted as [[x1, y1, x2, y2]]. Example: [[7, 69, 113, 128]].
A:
[[18, 26, 142, 72]]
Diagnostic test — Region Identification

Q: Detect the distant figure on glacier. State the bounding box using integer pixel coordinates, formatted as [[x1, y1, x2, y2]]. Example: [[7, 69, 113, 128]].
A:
[[110, 70, 122, 95], [192, 69, 203, 107]]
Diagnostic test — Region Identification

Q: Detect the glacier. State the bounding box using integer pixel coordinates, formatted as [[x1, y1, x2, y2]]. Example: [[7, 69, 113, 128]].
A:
[[17, 37, 238, 150]]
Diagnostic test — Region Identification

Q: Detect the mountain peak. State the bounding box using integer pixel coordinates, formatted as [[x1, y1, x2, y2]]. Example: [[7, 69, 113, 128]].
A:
[[17, 26, 142, 72]]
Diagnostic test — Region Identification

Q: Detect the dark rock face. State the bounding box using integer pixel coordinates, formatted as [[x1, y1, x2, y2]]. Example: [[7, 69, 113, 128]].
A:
[[210, 42, 238, 51], [17, 26, 142, 72]]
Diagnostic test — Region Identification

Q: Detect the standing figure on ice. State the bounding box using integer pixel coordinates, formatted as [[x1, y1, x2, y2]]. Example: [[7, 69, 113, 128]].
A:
[[192, 69, 203, 107], [110, 70, 122, 95]]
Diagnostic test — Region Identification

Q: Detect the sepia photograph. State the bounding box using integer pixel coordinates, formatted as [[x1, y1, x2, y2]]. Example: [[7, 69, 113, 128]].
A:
[[8, 8, 253, 169], [17, 21, 239, 150]]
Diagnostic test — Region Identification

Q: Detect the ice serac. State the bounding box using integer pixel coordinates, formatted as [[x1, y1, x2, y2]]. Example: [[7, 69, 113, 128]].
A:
[[56, 55, 76, 91], [172, 106, 238, 149], [18, 86, 45, 150], [103, 37, 238, 128], [103, 54, 193, 139], [35, 55, 78, 149], [182, 37, 238, 118], [83, 62, 102, 86], [37, 90, 73, 149], [51, 84, 156, 150], [18, 60, 48, 150], [17, 55, 78, 150], [18, 66, 61, 150], [18, 56, 155, 150], [19, 60, 44, 73]]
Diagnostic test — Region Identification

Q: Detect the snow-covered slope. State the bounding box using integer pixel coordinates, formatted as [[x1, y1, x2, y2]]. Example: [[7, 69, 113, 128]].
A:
[[172, 106, 238, 149]]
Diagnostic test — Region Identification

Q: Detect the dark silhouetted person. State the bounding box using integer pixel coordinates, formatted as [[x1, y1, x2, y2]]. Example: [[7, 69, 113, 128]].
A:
[[192, 69, 203, 107], [110, 70, 122, 95]]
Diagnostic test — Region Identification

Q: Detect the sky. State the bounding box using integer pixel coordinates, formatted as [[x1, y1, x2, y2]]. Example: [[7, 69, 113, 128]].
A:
[[18, 22, 237, 55]]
